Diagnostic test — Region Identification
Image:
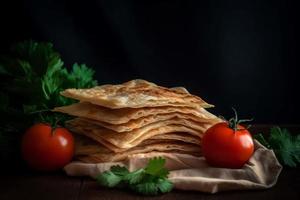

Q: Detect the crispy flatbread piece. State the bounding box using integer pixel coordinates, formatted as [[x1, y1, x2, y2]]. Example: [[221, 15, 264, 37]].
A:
[[53, 102, 219, 125], [66, 117, 210, 149], [68, 123, 202, 151], [74, 133, 201, 155], [151, 133, 201, 145], [60, 79, 213, 109], [76, 142, 201, 163], [70, 112, 218, 133]]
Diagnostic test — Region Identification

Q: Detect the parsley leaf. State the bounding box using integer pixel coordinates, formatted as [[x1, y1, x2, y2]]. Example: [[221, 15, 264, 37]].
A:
[[0, 40, 98, 163], [1, 40, 97, 122], [66, 63, 97, 89], [96, 157, 173, 196], [254, 126, 300, 167]]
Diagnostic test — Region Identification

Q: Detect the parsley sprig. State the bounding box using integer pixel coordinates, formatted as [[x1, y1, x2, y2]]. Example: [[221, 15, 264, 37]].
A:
[[0, 40, 97, 124], [0, 40, 97, 162], [96, 157, 173, 196], [254, 126, 300, 167]]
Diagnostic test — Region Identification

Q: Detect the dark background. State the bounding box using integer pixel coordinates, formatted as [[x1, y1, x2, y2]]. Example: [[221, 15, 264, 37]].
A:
[[0, 0, 299, 123]]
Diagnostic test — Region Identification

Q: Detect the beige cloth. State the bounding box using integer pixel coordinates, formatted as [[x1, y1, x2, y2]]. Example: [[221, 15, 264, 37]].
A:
[[64, 140, 282, 193]]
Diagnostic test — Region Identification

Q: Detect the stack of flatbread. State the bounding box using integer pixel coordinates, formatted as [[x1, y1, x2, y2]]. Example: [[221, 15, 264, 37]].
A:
[[54, 79, 221, 163]]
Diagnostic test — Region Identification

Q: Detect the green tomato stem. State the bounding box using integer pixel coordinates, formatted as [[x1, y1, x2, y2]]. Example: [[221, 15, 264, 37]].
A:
[[227, 107, 253, 132]]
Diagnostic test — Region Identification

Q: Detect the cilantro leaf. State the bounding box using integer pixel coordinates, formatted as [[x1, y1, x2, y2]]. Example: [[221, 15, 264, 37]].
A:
[[124, 169, 145, 184], [110, 165, 129, 176], [145, 157, 165, 174], [131, 178, 173, 195], [145, 157, 169, 178], [96, 157, 173, 196], [157, 178, 173, 193], [132, 182, 158, 195], [96, 171, 123, 188]]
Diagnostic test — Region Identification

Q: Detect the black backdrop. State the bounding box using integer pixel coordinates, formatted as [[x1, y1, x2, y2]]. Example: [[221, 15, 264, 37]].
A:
[[0, 0, 299, 123]]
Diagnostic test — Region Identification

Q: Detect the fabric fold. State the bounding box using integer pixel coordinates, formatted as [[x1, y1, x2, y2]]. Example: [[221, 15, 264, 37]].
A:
[[64, 140, 282, 193]]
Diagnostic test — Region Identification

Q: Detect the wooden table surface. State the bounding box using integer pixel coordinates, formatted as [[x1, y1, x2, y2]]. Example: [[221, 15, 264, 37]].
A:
[[0, 125, 299, 200]]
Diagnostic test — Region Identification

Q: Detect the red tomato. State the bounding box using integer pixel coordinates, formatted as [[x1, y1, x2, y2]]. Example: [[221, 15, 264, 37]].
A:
[[21, 123, 74, 171], [202, 122, 254, 169]]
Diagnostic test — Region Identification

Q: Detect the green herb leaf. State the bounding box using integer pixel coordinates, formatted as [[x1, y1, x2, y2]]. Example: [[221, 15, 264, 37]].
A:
[[110, 165, 129, 176], [96, 157, 173, 196], [97, 171, 123, 188], [157, 178, 173, 193], [255, 126, 300, 167], [124, 168, 145, 185], [66, 63, 98, 89], [132, 182, 158, 195], [0, 40, 98, 161], [144, 157, 165, 174], [145, 157, 169, 178]]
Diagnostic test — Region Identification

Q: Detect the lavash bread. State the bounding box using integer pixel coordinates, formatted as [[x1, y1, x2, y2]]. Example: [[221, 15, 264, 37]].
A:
[[54, 79, 221, 163], [60, 79, 213, 109]]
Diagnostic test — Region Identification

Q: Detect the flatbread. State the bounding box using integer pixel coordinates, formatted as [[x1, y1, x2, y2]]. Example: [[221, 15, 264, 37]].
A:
[[76, 112, 219, 132], [76, 142, 201, 163], [60, 79, 213, 109], [74, 133, 201, 155], [66, 117, 210, 149], [53, 102, 219, 125], [68, 123, 203, 151], [151, 133, 201, 145], [74, 139, 199, 156]]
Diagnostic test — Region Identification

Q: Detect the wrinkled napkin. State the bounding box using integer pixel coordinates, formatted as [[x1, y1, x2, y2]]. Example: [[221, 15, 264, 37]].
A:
[[64, 140, 282, 193]]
